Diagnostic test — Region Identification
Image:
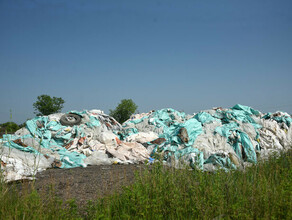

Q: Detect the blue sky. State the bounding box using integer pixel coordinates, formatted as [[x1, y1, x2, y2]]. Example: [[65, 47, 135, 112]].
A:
[[0, 0, 291, 124]]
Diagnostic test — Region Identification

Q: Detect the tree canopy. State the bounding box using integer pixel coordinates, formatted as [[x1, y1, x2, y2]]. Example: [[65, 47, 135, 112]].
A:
[[109, 99, 138, 124], [33, 94, 65, 116]]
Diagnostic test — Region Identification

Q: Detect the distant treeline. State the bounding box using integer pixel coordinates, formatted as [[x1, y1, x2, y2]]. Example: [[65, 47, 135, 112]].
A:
[[0, 121, 25, 137]]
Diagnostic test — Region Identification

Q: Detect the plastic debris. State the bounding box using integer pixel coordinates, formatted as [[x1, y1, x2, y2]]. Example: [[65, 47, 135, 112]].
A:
[[0, 104, 292, 182], [122, 105, 292, 170]]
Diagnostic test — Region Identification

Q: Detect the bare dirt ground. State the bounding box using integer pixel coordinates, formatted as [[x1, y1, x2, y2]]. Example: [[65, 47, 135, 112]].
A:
[[12, 164, 146, 206]]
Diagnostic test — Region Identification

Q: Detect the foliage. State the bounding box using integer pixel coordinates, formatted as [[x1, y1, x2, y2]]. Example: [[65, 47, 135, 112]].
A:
[[109, 99, 138, 124], [91, 150, 291, 219], [0, 186, 81, 219], [0, 122, 19, 137], [33, 95, 65, 116], [0, 122, 19, 133]]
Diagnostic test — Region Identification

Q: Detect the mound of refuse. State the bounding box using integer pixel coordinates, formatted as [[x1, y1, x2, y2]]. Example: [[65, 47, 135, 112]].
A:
[[1, 104, 291, 182]]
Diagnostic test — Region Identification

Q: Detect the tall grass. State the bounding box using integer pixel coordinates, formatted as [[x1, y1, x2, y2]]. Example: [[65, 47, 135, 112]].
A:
[[0, 149, 291, 219], [0, 182, 82, 219], [92, 150, 291, 219]]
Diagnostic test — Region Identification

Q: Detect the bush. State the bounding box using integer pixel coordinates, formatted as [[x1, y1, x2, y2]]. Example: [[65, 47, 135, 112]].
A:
[[0, 122, 19, 136], [109, 99, 138, 124]]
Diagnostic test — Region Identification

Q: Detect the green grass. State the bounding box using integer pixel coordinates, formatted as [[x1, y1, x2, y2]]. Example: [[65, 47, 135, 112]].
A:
[[0, 149, 291, 219]]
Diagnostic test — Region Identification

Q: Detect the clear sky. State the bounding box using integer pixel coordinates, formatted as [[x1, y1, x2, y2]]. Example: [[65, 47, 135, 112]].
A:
[[0, 0, 292, 124]]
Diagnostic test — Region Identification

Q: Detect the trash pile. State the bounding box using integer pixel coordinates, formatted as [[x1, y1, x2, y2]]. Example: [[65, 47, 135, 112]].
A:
[[0, 110, 149, 181], [123, 105, 292, 170], [0, 104, 291, 182]]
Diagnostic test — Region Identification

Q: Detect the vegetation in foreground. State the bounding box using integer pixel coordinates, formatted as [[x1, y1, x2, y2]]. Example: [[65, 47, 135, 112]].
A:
[[0, 150, 291, 219]]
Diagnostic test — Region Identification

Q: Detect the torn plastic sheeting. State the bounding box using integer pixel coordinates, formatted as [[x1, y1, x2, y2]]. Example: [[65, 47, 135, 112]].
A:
[[148, 108, 186, 128], [0, 145, 55, 182], [3, 140, 39, 154], [181, 148, 205, 169], [152, 111, 191, 144], [124, 132, 158, 143], [153, 109, 177, 122], [84, 151, 114, 166], [26, 118, 53, 150], [194, 112, 220, 124], [86, 116, 101, 128], [52, 125, 83, 142], [123, 104, 291, 171], [230, 109, 261, 129], [239, 131, 257, 163], [47, 138, 88, 168], [152, 143, 205, 169], [124, 109, 225, 169], [262, 112, 272, 119], [212, 109, 232, 122], [239, 122, 259, 141], [55, 132, 72, 141], [215, 122, 239, 138], [215, 123, 257, 163], [125, 105, 265, 170], [1, 104, 292, 182], [57, 150, 87, 168], [123, 116, 149, 125], [174, 146, 201, 158], [193, 129, 234, 161], [2, 134, 40, 154], [74, 125, 85, 138], [105, 142, 149, 162], [68, 110, 87, 116], [182, 118, 203, 147], [26, 117, 48, 138], [161, 144, 179, 153], [219, 109, 259, 129], [232, 131, 257, 163], [23, 110, 113, 166], [212, 106, 261, 129], [0, 109, 129, 182], [46, 120, 65, 131], [118, 128, 139, 140], [204, 154, 237, 170], [231, 104, 260, 116], [158, 123, 181, 144], [0, 145, 54, 169], [2, 134, 87, 169], [263, 113, 292, 127], [95, 113, 122, 131], [125, 127, 139, 135]]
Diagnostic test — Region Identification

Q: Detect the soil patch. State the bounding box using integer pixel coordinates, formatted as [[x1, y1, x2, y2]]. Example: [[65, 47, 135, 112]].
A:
[[12, 164, 146, 206]]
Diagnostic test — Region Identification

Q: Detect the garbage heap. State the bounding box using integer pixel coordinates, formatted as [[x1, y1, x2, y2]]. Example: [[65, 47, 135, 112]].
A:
[[122, 105, 292, 170], [0, 110, 150, 182], [1, 104, 291, 182]]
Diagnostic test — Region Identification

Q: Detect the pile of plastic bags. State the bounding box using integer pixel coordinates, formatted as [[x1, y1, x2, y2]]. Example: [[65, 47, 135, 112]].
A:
[[0, 104, 291, 182]]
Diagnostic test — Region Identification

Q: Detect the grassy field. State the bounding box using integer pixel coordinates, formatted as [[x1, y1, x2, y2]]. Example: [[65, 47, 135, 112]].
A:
[[0, 149, 291, 219]]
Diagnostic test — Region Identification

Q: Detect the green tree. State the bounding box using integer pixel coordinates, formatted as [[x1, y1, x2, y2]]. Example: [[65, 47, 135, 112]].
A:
[[109, 99, 138, 124], [33, 94, 65, 116]]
